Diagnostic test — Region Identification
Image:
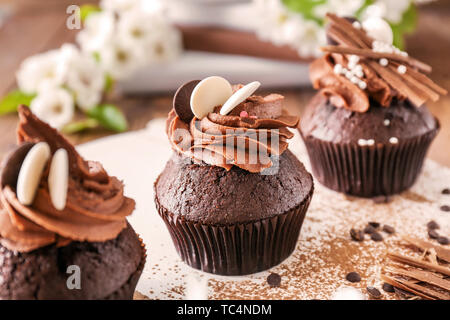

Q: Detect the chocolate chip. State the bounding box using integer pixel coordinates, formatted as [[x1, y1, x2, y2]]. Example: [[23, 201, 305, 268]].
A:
[[346, 272, 361, 283], [366, 286, 382, 299], [364, 225, 376, 234], [267, 273, 281, 287], [350, 228, 364, 241], [382, 282, 395, 293], [173, 80, 200, 123], [382, 225, 395, 234], [428, 229, 440, 239], [368, 222, 380, 229], [440, 205, 450, 212], [427, 220, 440, 230], [371, 232, 383, 242], [437, 236, 449, 245], [442, 188, 450, 195]]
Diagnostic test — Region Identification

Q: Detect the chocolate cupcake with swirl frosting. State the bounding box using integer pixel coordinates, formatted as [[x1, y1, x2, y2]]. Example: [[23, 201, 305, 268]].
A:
[[155, 77, 313, 275], [0, 106, 145, 299], [300, 14, 447, 198]]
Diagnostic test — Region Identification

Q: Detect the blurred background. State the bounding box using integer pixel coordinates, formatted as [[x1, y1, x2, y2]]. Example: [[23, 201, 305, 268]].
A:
[[0, 0, 449, 166]]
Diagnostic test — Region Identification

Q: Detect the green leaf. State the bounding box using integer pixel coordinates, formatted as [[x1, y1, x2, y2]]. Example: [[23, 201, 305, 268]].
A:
[[61, 118, 99, 134], [390, 4, 417, 50], [80, 4, 101, 22], [282, 0, 326, 22], [0, 90, 35, 115], [104, 74, 115, 93], [87, 104, 128, 132]]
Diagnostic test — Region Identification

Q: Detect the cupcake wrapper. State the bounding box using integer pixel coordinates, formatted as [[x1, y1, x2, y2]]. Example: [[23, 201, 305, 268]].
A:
[[301, 127, 438, 198], [155, 188, 313, 276], [104, 237, 146, 300]]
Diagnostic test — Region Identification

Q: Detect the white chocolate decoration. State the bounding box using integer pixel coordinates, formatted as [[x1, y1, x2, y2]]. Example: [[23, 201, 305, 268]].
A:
[[220, 81, 261, 115], [190, 76, 233, 119], [17, 142, 51, 206], [48, 148, 69, 211], [362, 17, 393, 45]]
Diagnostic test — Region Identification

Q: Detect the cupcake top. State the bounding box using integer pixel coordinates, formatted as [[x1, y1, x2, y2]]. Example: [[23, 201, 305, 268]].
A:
[[0, 106, 135, 252], [166, 77, 299, 173], [310, 13, 447, 113]]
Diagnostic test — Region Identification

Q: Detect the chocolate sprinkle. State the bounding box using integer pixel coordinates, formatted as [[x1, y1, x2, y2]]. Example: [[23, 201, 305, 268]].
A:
[[173, 80, 200, 123], [267, 273, 282, 288], [382, 282, 395, 293], [437, 236, 449, 245], [350, 228, 364, 242], [440, 205, 450, 212], [428, 229, 439, 239], [368, 222, 380, 229], [364, 225, 376, 234], [382, 225, 395, 234], [426, 220, 440, 230], [442, 188, 450, 195], [366, 286, 382, 299], [371, 232, 383, 242], [346, 272, 361, 283]]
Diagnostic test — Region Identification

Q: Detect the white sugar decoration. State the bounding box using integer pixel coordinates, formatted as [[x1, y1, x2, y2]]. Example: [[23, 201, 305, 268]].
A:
[[334, 64, 343, 75], [345, 70, 353, 79], [352, 21, 362, 30], [367, 139, 375, 146], [332, 286, 366, 300], [379, 58, 389, 67], [348, 55, 360, 69], [383, 119, 391, 126], [358, 81, 367, 90], [358, 139, 368, 146], [350, 76, 359, 84], [397, 65, 407, 74], [389, 137, 399, 144]]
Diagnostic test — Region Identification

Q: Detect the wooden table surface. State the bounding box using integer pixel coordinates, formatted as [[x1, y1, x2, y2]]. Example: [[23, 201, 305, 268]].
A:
[[0, 0, 449, 167]]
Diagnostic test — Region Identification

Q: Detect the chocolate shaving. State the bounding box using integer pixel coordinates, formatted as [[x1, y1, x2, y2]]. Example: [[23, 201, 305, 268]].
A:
[[385, 266, 450, 292], [381, 274, 448, 300], [402, 236, 450, 263], [387, 251, 450, 277]]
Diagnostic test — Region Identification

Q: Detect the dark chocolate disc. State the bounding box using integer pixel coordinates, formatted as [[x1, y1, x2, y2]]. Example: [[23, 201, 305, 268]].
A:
[[173, 80, 200, 123]]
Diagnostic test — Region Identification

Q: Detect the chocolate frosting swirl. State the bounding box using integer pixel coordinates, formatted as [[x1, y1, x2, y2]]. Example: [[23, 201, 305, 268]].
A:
[[167, 93, 299, 172], [0, 106, 135, 252]]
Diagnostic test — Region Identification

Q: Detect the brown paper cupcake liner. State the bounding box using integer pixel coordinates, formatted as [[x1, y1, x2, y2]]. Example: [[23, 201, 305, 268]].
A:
[[155, 188, 313, 276], [104, 237, 146, 300], [300, 127, 438, 198]]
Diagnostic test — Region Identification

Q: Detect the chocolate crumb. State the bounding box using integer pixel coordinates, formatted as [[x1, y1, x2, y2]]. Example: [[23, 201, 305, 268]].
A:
[[371, 232, 383, 242], [382, 225, 395, 234], [350, 229, 364, 242], [437, 236, 449, 245], [368, 222, 380, 229], [364, 225, 376, 234], [427, 220, 440, 230], [440, 205, 450, 212], [366, 286, 382, 299], [372, 195, 390, 204], [267, 273, 281, 288], [428, 229, 440, 239], [442, 188, 450, 195], [382, 283, 395, 293], [346, 272, 361, 283]]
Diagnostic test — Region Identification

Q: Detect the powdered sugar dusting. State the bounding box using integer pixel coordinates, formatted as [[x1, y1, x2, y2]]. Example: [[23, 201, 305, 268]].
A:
[[77, 119, 450, 300]]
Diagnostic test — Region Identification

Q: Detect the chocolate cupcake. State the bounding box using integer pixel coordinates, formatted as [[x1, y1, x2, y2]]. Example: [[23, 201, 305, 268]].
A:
[[300, 14, 447, 198], [0, 106, 145, 299], [155, 77, 313, 275]]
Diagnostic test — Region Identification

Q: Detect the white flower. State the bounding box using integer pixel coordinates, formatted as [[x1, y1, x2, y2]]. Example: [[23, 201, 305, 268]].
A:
[[58, 44, 105, 111], [315, 0, 364, 18], [16, 50, 63, 94], [100, 0, 143, 13], [254, 0, 292, 46], [376, 0, 411, 24], [30, 86, 74, 129], [98, 39, 147, 79], [283, 17, 326, 57], [76, 11, 115, 54], [117, 9, 182, 63]]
